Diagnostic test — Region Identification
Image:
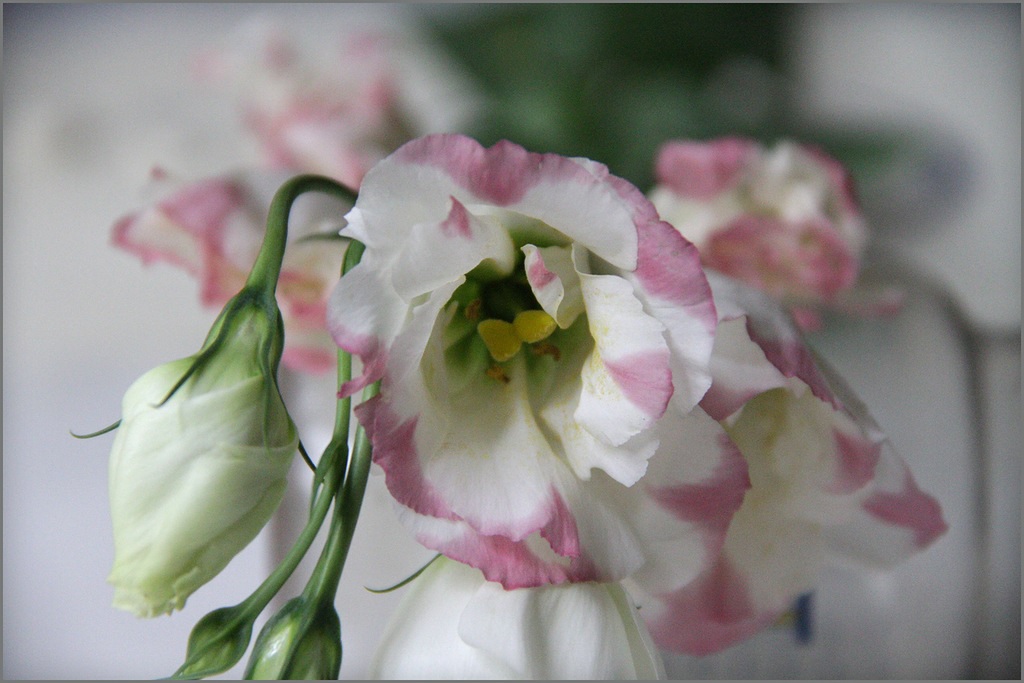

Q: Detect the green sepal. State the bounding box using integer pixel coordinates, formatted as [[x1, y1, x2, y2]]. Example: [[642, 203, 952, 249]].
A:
[[365, 554, 442, 594], [69, 420, 121, 439]]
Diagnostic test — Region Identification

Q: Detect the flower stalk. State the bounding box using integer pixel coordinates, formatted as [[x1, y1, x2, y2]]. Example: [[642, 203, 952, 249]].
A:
[[159, 175, 377, 679]]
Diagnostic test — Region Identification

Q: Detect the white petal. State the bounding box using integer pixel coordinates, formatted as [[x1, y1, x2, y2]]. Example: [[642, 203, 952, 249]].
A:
[[575, 246, 672, 446], [522, 243, 584, 328], [368, 559, 518, 680], [459, 566, 665, 680], [700, 316, 789, 420], [425, 355, 565, 540], [391, 198, 516, 301], [326, 257, 407, 395], [540, 378, 658, 486]]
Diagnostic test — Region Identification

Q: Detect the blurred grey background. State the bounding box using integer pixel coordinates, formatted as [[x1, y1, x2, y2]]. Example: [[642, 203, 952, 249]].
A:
[[4, 4, 1019, 679]]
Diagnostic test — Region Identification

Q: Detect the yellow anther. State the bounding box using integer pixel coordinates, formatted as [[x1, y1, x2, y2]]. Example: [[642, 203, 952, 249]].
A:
[[477, 319, 522, 362], [512, 310, 557, 344]]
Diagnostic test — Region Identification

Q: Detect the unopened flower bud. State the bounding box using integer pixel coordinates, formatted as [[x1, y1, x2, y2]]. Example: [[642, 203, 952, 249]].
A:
[[107, 298, 298, 617], [243, 597, 342, 680], [170, 605, 254, 680]]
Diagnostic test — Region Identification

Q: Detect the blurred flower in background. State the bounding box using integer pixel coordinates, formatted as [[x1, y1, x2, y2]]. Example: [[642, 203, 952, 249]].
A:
[[649, 138, 903, 330], [4, 3, 1018, 681], [110, 16, 479, 373], [192, 19, 424, 189]]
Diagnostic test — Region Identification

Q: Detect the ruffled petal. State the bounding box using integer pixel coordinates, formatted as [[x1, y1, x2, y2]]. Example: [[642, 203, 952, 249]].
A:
[[522, 244, 584, 328], [393, 501, 598, 589], [540, 379, 658, 486], [326, 258, 406, 396], [638, 554, 779, 656], [629, 404, 750, 595], [641, 295, 946, 655], [360, 134, 641, 269], [417, 355, 572, 541], [625, 219, 717, 414], [391, 197, 516, 301], [706, 270, 838, 410], [575, 245, 673, 446], [699, 316, 789, 421], [824, 441, 948, 567], [654, 137, 757, 200]]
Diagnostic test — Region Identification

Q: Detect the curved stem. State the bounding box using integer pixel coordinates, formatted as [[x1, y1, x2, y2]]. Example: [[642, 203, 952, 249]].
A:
[[245, 174, 358, 296]]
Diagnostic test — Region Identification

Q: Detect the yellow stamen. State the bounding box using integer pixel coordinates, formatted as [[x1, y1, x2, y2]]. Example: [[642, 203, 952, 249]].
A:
[[477, 319, 522, 362], [513, 310, 557, 344]]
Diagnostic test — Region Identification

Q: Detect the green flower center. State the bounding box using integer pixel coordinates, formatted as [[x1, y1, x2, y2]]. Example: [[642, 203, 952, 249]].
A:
[[445, 255, 578, 384]]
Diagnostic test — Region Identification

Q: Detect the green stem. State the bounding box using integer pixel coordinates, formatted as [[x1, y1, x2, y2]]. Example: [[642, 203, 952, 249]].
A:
[[303, 381, 379, 604], [303, 239, 372, 604], [245, 175, 358, 296], [228, 442, 346, 624]]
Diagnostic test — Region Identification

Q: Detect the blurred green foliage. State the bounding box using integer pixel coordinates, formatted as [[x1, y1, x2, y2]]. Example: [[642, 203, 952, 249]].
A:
[[420, 3, 964, 226], [422, 4, 796, 187]]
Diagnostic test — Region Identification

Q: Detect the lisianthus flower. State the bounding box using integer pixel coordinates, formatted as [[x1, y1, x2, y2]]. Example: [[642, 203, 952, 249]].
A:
[[369, 557, 665, 680], [107, 300, 298, 617], [628, 272, 947, 655], [193, 18, 476, 189], [649, 138, 892, 331], [329, 134, 749, 594], [113, 168, 349, 372]]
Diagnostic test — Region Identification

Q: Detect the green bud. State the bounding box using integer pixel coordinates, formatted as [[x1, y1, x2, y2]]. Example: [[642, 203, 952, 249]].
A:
[[244, 597, 342, 680], [107, 296, 298, 617], [170, 605, 254, 680]]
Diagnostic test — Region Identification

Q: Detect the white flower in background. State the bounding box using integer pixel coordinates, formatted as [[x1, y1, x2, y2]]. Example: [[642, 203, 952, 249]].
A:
[[628, 272, 947, 655], [370, 557, 665, 680], [329, 134, 749, 599], [112, 168, 350, 373], [648, 138, 890, 331], [107, 302, 298, 617], [192, 17, 479, 189]]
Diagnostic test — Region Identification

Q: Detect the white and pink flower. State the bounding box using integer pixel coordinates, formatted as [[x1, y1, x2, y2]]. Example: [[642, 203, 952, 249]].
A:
[[648, 138, 887, 331], [113, 168, 350, 373], [627, 272, 947, 655], [328, 134, 749, 597]]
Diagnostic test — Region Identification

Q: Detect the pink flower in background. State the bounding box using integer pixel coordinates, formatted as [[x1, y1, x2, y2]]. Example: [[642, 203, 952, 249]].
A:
[[628, 272, 947, 655], [649, 138, 893, 331], [328, 134, 749, 596], [193, 19, 471, 189], [113, 168, 350, 373]]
